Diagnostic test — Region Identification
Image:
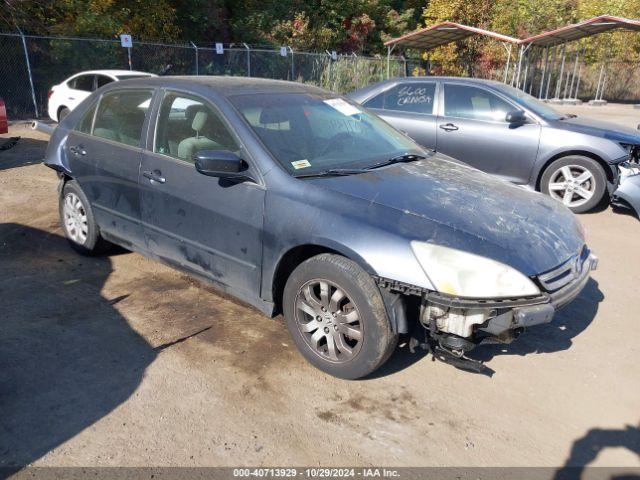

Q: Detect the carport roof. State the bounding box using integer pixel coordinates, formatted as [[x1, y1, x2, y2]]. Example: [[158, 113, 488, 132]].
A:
[[384, 21, 519, 49], [520, 15, 640, 47]]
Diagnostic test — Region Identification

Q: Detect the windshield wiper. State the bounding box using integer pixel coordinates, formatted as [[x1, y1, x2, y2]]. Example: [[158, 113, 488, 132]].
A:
[[365, 153, 426, 170], [294, 168, 369, 178], [294, 153, 426, 178]]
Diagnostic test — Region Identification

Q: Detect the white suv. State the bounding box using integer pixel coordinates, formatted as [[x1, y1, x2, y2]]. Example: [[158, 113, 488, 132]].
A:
[[47, 70, 155, 122]]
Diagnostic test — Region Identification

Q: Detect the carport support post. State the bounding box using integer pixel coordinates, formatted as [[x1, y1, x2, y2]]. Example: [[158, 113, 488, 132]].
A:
[[17, 28, 38, 118], [288, 46, 295, 81], [568, 44, 581, 99], [545, 45, 557, 100], [190, 42, 199, 75], [386, 44, 396, 79], [594, 63, 604, 100], [554, 43, 567, 99], [503, 43, 512, 84], [243, 43, 251, 77], [539, 46, 549, 99]]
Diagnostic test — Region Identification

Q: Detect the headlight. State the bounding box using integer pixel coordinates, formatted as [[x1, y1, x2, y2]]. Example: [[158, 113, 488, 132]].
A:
[[411, 242, 540, 298]]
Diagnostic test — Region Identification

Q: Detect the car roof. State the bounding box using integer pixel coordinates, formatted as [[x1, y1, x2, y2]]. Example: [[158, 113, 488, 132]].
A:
[[71, 69, 154, 77], [107, 75, 330, 97]]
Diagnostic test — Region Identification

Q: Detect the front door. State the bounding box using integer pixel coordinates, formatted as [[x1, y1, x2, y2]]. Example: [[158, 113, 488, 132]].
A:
[[364, 81, 438, 149], [140, 91, 265, 297], [436, 83, 541, 184]]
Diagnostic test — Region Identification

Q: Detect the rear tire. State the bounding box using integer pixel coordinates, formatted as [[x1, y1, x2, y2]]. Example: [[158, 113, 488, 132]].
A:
[[58, 107, 71, 123], [283, 253, 398, 379], [540, 156, 607, 213], [59, 180, 111, 255]]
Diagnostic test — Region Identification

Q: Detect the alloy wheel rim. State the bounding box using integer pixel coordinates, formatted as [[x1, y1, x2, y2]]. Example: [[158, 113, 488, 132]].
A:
[[63, 192, 88, 244], [294, 279, 363, 363], [548, 165, 595, 208]]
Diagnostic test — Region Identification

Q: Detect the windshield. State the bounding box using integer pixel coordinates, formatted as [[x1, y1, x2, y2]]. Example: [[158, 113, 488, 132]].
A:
[[229, 92, 424, 175], [498, 84, 564, 120]]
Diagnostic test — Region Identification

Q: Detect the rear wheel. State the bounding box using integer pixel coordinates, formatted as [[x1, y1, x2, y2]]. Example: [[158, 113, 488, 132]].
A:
[[540, 156, 607, 213], [283, 253, 398, 379], [58, 107, 71, 122], [59, 180, 110, 255]]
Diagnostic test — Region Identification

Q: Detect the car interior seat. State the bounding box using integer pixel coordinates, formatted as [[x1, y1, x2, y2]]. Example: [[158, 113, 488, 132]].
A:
[[177, 110, 220, 161]]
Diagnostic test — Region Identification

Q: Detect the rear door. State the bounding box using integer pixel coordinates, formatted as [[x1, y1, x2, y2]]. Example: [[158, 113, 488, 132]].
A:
[[436, 82, 541, 184], [139, 90, 265, 297], [362, 80, 438, 149], [65, 88, 155, 248]]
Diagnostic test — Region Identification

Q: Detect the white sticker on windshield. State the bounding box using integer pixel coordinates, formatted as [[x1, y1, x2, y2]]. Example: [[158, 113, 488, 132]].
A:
[[291, 159, 311, 169], [323, 98, 361, 116]]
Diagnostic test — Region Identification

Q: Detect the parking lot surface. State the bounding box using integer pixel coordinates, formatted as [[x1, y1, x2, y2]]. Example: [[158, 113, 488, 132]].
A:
[[1, 104, 638, 469]]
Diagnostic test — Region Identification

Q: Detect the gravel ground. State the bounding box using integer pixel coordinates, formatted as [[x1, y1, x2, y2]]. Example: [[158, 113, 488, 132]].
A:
[[0, 105, 638, 471]]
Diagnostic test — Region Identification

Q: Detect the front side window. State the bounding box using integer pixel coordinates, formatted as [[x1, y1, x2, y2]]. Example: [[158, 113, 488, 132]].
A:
[[365, 82, 436, 115], [154, 92, 239, 163], [96, 75, 114, 89], [444, 84, 513, 122], [70, 75, 95, 92], [230, 93, 423, 176], [93, 89, 153, 147]]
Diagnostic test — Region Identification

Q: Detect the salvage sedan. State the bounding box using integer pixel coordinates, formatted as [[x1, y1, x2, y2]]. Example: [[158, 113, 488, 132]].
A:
[[44, 76, 596, 379]]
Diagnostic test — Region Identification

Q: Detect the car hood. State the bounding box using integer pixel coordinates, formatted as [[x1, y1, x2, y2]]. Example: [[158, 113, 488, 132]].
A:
[[554, 116, 640, 145], [307, 155, 585, 276]]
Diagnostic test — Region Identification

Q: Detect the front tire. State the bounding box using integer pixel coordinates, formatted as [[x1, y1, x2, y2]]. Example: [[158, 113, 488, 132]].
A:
[[283, 254, 398, 379], [59, 180, 110, 255], [540, 156, 607, 213]]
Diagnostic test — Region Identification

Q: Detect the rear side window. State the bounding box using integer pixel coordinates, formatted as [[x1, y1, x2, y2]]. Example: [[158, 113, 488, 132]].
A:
[[93, 89, 153, 147], [443, 84, 513, 122], [365, 82, 436, 115], [70, 75, 95, 92], [75, 102, 97, 134]]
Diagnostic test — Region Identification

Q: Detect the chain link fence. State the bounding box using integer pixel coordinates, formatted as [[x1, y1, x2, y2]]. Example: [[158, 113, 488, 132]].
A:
[[0, 32, 410, 120]]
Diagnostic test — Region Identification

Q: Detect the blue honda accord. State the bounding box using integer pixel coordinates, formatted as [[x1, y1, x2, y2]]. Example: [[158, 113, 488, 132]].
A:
[[44, 76, 596, 378]]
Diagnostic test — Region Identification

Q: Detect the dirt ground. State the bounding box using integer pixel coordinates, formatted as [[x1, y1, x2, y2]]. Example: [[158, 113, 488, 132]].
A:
[[0, 104, 639, 471]]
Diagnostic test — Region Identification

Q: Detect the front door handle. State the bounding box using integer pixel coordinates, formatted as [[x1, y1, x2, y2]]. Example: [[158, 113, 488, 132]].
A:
[[439, 123, 459, 132], [69, 145, 86, 155], [143, 170, 166, 185]]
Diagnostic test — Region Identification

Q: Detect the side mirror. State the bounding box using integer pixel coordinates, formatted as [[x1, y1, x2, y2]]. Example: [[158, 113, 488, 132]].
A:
[[505, 110, 527, 125], [194, 150, 249, 180]]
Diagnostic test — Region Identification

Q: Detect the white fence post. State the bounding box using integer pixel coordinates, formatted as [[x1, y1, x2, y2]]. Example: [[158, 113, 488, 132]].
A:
[[17, 28, 39, 118]]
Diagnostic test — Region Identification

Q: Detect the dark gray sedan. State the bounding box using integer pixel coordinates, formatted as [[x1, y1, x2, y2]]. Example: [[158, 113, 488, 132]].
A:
[[44, 76, 595, 378], [349, 77, 640, 213]]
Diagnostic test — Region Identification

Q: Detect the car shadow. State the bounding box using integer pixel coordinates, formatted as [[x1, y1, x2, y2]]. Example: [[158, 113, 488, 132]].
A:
[[553, 424, 640, 480], [0, 223, 157, 470], [469, 278, 603, 362], [0, 136, 48, 170]]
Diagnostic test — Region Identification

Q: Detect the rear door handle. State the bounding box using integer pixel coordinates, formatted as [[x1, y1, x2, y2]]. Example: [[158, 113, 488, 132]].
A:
[[439, 123, 459, 132], [143, 170, 166, 184], [69, 145, 86, 155]]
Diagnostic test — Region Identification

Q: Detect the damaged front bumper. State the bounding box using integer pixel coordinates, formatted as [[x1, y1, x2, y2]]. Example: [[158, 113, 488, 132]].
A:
[[375, 251, 598, 353]]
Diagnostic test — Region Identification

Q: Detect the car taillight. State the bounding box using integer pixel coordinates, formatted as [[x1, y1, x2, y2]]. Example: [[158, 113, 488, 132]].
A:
[[48, 90, 54, 99]]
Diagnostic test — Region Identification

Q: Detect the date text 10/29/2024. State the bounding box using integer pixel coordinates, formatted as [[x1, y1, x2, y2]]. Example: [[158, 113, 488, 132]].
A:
[[233, 468, 400, 478]]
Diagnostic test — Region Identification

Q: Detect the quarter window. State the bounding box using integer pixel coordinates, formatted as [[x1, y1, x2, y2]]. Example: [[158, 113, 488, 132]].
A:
[[154, 92, 239, 163], [365, 83, 436, 115], [443, 84, 513, 122], [93, 89, 153, 147], [75, 102, 97, 134]]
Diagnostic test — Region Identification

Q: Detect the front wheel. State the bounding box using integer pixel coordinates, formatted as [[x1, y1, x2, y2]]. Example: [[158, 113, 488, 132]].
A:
[[283, 253, 398, 379], [540, 156, 607, 213]]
